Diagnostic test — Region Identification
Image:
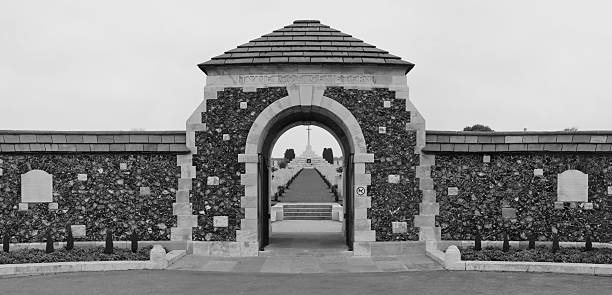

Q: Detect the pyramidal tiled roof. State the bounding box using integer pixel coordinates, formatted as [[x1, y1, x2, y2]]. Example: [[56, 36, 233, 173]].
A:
[[198, 20, 414, 74]]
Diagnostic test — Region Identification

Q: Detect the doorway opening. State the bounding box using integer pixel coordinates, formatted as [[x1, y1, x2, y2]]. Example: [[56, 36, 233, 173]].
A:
[[264, 125, 346, 256], [253, 107, 358, 256]]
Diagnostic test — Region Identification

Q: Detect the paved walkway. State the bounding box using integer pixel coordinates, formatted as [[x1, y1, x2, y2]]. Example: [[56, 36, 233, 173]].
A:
[[281, 168, 335, 202], [2, 270, 611, 295]]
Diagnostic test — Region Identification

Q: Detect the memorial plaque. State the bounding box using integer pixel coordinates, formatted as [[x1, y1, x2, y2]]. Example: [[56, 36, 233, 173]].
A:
[[77, 174, 87, 181], [18, 203, 28, 211], [383, 100, 391, 108], [554, 201, 564, 209], [139, 187, 151, 196], [48, 202, 58, 210], [502, 207, 517, 220], [71, 225, 86, 238], [483, 155, 490, 163], [223, 134, 230, 141], [533, 169, 544, 177], [213, 216, 228, 227], [21, 169, 53, 203], [392, 221, 407, 233], [583, 202, 594, 210], [378, 126, 386, 134], [448, 187, 459, 196], [608, 186, 612, 195], [240, 101, 248, 109], [207, 176, 220, 186], [387, 174, 400, 184], [0, 168, 3, 176], [557, 170, 588, 202], [120, 163, 128, 170], [117, 179, 124, 185]]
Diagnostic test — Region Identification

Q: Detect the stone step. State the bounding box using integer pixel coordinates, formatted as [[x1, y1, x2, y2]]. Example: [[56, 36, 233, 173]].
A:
[[284, 212, 332, 217], [284, 216, 332, 220], [283, 204, 332, 209], [284, 208, 332, 213]]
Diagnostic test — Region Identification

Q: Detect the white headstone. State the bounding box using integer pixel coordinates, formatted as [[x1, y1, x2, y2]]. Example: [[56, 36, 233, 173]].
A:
[[557, 170, 588, 202], [77, 174, 87, 181], [448, 187, 459, 196], [534, 169, 544, 177], [213, 216, 228, 227], [71, 225, 86, 237], [21, 169, 53, 203]]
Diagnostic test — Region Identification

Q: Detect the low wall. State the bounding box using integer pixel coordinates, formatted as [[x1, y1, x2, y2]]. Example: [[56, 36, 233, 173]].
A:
[[424, 131, 612, 243], [0, 131, 188, 243]]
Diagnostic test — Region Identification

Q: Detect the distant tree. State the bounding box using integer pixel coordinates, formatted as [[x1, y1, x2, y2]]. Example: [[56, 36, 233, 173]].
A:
[[463, 124, 493, 132], [284, 149, 295, 162], [322, 148, 334, 164], [563, 127, 578, 132]]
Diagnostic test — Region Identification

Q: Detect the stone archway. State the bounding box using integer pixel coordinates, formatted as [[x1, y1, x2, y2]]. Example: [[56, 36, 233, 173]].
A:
[[237, 89, 374, 253]]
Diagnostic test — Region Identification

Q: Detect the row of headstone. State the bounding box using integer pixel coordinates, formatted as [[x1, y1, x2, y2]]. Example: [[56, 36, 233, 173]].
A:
[[315, 166, 341, 187], [271, 167, 301, 196]]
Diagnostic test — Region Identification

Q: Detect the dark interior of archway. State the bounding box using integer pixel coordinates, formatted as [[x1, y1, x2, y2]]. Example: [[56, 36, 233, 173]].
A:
[[258, 108, 354, 251]]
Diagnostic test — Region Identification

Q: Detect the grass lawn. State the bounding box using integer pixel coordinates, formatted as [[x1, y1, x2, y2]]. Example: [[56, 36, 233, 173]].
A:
[[0, 246, 153, 264], [461, 246, 612, 264]]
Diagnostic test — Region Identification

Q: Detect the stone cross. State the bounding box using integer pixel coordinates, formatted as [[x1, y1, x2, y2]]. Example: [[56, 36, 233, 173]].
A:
[[306, 125, 312, 147]]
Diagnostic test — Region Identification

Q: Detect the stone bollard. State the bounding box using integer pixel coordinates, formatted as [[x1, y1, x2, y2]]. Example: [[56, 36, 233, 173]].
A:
[[149, 245, 168, 269], [444, 245, 464, 270]]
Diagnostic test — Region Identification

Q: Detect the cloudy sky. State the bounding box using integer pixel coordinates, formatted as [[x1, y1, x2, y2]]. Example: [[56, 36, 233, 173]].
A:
[[2, 1, 611, 157]]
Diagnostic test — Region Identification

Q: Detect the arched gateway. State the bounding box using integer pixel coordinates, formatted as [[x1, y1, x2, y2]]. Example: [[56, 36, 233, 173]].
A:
[[172, 20, 439, 256]]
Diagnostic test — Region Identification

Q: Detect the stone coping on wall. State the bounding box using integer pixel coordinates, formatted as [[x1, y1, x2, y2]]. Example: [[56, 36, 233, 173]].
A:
[[423, 130, 612, 153], [0, 130, 189, 153]]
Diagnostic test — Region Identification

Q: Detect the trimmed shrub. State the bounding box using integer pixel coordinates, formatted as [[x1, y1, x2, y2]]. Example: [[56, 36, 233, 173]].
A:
[[502, 231, 509, 252], [3, 232, 9, 253], [474, 229, 482, 251], [66, 226, 74, 251], [528, 232, 536, 250], [104, 230, 113, 254], [131, 232, 139, 253], [552, 234, 560, 253], [585, 234, 592, 251], [45, 231, 54, 254]]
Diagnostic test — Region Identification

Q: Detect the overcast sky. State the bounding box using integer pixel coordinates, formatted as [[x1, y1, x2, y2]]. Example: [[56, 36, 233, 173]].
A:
[[2, 1, 611, 157]]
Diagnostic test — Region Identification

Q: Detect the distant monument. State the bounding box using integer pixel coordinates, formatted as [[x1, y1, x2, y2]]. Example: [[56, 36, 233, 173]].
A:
[[288, 126, 330, 168]]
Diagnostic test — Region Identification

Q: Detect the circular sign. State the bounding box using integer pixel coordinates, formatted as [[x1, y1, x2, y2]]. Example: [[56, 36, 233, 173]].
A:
[[356, 186, 366, 196]]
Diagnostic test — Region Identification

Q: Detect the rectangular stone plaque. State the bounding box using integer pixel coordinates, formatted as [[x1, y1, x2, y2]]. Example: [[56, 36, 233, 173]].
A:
[[0, 168, 3, 176], [18, 203, 28, 211], [554, 201, 564, 209], [378, 127, 386, 134], [77, 174, 87, 181], [608, 186, 612, 195], [240, 101, 248, 109], [48, 202, 58, 210], [120, 163, 128, 170], [533, 169, 544, 177], [21, 170, 53, 203], [387, 174, 400, 184], [557, 170, 588, 202], [392, 221, 407, 233], [207, 176, 220, 186], [213, 216, 228, 227], [71, 225, 86, 238], [140, 186, 151, 196], [483, 155, 490, 163], [502, 207, 517, 219], [223, 134, 230, 141], [583, 202, 594, 210], [448, 187, 459, 196], [383, 100, 391, 108]]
